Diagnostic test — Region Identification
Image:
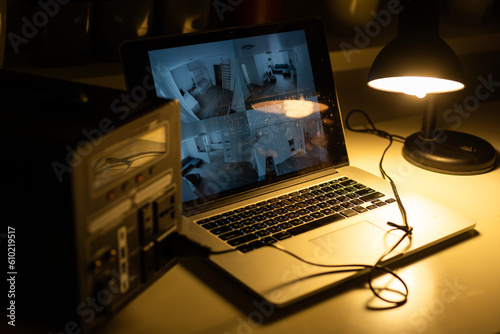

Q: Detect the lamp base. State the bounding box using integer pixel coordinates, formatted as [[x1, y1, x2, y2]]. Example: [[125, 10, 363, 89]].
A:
[[403, 130, 497, 175]]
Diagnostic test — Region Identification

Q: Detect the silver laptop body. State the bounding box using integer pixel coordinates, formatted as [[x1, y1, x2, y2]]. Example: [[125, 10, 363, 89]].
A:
[[120, 18, 475, 307]]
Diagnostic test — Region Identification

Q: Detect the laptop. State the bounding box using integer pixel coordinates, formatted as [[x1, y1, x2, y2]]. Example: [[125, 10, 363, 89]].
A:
[[120, 18, 475, 307]]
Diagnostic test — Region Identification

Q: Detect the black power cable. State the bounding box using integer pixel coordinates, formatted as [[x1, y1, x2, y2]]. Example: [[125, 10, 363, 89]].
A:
[[178, 109, 414, 307]]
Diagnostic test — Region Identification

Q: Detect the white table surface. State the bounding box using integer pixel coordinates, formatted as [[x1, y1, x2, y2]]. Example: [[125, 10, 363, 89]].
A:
[[95, 100, 500, 334]]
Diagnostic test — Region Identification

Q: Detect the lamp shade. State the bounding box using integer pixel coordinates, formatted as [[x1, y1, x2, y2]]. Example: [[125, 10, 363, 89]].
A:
[[367, 35, 465, 98], [366, 0, 496, 175]]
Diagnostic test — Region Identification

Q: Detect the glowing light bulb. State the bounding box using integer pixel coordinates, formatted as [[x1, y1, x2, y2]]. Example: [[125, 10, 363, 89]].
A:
[[368, 76, 464, 97]]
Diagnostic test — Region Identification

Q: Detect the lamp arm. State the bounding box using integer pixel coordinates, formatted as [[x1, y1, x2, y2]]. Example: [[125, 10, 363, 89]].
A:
[[420, 95, 438, 139]]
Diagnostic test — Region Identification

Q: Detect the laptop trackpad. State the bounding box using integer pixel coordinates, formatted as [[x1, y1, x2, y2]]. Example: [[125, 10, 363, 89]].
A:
[[309, 221, 400, 264]]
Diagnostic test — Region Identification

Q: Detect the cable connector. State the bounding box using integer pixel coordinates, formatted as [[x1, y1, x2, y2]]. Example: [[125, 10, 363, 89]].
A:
[[387, 222, 413, 235], [169, 233, 212, 258]]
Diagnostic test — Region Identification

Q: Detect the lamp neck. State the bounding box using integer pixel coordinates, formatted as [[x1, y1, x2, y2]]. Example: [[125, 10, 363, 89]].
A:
[[398, 0, 440, 37], [421, 95, 438, 139]]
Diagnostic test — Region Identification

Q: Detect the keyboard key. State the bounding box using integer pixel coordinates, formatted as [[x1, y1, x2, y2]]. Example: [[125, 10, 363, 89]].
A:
[[307, 205, 320, 212], [291, 195, 306, 202], [356, 188, 375, 196], [288, 214, 345, 236], [340, 180, 357, 186], [321, 208, 335, 216], [237, 244, 255, 253], [289, 219, 303, 226], [214, 218, 230, 226], [228, 234, 258, 246], [297, 209, 310, 215], [248, 208, 264, 215], [252, 223, 268, 230], [326, 199, 340, 205], [261, 236, 278, 244], [264, 219, 278, 226], [241, 218, 255, 225], [353, 206, 368, 213], [339, 209, 358, 218], [276, 208, 289, 215], [335, 189, 350, 195], [230, 222, 245, 229], [335, 196, 349, 202], [285, 204, 300, 211], [306, 199, 320, 205], [310, 212, 325, 219], [301, 215, 315, 222], [331, 205, 342, 212], [200, 222, 218, 230], [197, 218, 210, 225], [316, 202, 330, 209], [360, 192, 385, 202], [264, 211, 278, 218], [241, 226, 256, 234], [278, 222, 293, 229], [239, 211, 253, 219], [273, 232, 292, 240], [266, 226, 282, 234], [219, 230, 243, 240], [248, 240, 266, 250], [212, 226, 232, 235], [255, 230, 272, 237]]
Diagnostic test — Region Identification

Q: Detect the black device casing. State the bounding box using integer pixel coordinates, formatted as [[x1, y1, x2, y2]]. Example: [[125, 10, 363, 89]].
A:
[[1, 70, 181, 334]]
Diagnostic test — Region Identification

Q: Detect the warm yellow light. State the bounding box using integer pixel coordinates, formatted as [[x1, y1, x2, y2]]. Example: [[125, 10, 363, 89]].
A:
[[368, 76, 464, 98]]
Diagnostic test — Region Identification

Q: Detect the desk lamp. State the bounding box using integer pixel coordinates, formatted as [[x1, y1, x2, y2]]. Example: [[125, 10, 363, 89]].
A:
[[367, 0, 497, 174]]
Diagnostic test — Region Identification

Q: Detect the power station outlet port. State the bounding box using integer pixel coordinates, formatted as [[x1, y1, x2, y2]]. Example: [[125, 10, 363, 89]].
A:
[[154, 189, 176, 235], [140, 242, 155, 283], [139, 203, 154, 245], [117, 226, 129, 293], [155, 231, 177, 271]]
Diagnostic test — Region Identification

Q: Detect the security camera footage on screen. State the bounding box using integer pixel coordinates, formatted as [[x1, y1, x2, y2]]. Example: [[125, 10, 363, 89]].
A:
[[148, 30, 333, 204]]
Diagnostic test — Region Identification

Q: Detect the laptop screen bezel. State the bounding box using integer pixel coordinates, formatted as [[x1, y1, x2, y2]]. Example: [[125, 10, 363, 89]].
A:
[[120, 18, 349, 214]]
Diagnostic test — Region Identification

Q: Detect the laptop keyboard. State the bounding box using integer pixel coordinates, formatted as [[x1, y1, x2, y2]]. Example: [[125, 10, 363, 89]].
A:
[[195, 177, 396, 253]]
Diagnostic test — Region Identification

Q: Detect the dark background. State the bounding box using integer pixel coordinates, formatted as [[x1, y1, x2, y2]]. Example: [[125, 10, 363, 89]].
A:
[[1, 0, 500, 123]]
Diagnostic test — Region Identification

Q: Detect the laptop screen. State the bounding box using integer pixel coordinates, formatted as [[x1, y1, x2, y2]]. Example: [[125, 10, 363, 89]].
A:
[[120, 19, 348, 212]]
